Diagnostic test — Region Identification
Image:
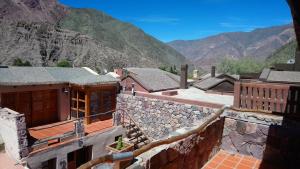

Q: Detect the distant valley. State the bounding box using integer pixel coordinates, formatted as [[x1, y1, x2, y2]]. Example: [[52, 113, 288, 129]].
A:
[[168, 24, 296, 70]]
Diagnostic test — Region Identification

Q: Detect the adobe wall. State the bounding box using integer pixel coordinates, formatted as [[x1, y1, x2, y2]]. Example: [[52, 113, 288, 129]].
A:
[[116, 94, 217, 140], [0, 108, 28, 161], [120, 77, 149, 93], [127, 117, 224, 169]]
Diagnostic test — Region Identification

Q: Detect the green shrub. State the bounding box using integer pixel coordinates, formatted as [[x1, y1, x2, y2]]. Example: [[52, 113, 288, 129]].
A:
[[56, 59, 71, 67], [13, 58, 32, 66]]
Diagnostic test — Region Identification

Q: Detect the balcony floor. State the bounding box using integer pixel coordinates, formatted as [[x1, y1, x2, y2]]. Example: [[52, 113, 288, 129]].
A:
[[202, 150, 283, 169], [28, 119, 113, 140]]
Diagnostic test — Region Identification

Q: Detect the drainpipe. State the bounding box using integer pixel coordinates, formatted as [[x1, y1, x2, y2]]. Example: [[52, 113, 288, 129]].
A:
[[78, 105, 231, 169]]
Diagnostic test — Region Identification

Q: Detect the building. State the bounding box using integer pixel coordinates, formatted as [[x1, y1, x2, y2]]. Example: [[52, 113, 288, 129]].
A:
[[193, 66, 239, 94], [259, 68, 300, 84], [118, 68, 182, 93], [0, 66, 125, 169]]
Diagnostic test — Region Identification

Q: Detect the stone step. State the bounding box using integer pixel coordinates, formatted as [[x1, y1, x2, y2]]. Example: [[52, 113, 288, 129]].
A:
[[129, 135, 148, 143], [128, 131, 143, 138], [126, 127, 139, 134]]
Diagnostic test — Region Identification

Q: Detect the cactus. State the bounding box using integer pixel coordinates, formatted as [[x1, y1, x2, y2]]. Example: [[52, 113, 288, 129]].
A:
[[116, 136, 124, 150]]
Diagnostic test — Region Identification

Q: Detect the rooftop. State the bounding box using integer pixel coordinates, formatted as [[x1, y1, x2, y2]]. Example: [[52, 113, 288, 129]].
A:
[[153, 87, 233, 106], [0, 66, 118, 86], [124, 67, 180, 92], [259, 68, 300, 84]]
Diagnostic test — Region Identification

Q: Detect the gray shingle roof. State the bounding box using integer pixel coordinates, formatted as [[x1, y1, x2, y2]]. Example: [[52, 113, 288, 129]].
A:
[[260, 68, 300, 84], [0, 67, 118, 86], [124, 68, 180, 92], [193, 77, 226, 90]]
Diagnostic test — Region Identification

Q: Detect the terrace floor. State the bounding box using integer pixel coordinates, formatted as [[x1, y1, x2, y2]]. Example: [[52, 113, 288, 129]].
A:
[[202, 150, 282, 169], [28, 119, 113, 140]]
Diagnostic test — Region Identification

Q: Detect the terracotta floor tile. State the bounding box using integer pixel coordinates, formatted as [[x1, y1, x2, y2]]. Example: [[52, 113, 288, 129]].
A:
[[223, 159, 238, 167], [217, 164, 234, 169], [226, 155, 242, 163], [239, 159, 256, 167], [207, 161, 219, 168], [235, 164, 253, 169]]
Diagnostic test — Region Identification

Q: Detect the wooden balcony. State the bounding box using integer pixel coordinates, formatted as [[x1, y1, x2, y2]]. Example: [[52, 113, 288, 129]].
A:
[[28, 117, 114, 152], [234, 81, 300, 116]]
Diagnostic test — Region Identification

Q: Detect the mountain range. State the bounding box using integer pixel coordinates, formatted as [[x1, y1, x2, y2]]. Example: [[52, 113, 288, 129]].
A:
[[168, 24, 296, 70], [0, 0, 296, 73], [0, 0, 186, 72]]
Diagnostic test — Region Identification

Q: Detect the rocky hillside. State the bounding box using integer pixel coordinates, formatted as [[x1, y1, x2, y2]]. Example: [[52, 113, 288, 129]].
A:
[[168, 25, 295, 70], [266, 40, 297, 64], [0, 0, 186, 72]]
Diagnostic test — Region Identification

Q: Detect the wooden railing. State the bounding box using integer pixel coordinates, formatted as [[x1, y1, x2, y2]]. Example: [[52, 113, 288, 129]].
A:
[[234, 81, 291, 113]]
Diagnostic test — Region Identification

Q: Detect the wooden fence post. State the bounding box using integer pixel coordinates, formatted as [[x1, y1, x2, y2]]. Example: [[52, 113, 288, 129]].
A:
[[234, 81, 241, 108]]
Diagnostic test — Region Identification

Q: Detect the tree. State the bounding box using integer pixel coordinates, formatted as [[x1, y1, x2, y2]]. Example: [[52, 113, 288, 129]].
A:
[[56, 59, 71, 67], [13, 58, 32, 66]]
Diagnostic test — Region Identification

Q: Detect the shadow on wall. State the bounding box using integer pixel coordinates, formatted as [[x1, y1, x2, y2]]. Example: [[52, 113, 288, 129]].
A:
[[262, 86, 300, 169], [144, 117, 225, 169]]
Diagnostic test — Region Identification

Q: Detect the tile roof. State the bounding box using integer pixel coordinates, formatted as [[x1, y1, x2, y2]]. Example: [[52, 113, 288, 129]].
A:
[[259, 68, 300, 84], [0, 67, 119, 86], [194, 77, 226, 90], [124, 68, 180, 92], [193, 74, 237, 91]]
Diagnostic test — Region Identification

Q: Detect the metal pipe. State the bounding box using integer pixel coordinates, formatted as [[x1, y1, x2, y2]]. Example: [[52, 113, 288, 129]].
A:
[[78, 105, 231, 169]]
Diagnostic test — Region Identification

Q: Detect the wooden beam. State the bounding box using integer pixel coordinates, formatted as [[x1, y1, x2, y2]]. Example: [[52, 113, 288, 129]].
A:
[[85, 90, 91, 125]]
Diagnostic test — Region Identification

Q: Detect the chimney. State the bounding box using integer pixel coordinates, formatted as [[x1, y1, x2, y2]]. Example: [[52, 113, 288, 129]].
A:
[[193, 69, 199, 79], [180, 64, 188, 89], [114, 68, 123, 78], [211, 66, 216, 77]]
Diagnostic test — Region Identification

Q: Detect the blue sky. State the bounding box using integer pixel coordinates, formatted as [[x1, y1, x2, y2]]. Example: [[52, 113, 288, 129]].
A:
[[59, 0, 292, 42]]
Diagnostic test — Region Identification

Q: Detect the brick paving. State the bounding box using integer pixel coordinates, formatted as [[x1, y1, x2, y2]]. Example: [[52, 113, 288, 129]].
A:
[[202, 150, 282, 169]]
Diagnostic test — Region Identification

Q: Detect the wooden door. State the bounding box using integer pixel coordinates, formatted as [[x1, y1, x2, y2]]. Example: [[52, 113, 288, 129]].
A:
[[31, 90, 58, 127]]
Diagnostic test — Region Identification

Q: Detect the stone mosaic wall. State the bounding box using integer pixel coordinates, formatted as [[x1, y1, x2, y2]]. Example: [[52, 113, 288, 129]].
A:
[[221, 110, 300, 168], [127, 118, 224, 169], [116, 94, 216, 140], [0, 108, 28, 161]]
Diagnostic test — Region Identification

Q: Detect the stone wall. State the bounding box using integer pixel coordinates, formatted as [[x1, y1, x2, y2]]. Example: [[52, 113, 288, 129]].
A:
[[117, 94, 216, 140], [0, 108, 28, 161], [221, 110, 300, 168], [128, 118, 224, 169]]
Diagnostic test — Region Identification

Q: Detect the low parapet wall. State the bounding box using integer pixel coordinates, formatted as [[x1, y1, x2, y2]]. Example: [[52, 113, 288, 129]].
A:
[[127, 117, 225, 169], [117, 93, 217, 140], [0, 108, 28, 161]]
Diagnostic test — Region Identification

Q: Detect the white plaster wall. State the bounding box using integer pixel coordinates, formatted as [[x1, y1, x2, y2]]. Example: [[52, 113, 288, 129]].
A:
[[0, 108, 28, 162], [26, 126, 125, 169]]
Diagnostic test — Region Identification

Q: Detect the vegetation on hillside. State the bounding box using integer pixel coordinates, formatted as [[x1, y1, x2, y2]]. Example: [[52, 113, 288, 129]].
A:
[[159, 65, 178, 75], [13, 58, 32, 66], [217, 40, 297, 74], [266, 40, 297, 65], [56, 59, 72, 67], [217, 57, 265, 74]]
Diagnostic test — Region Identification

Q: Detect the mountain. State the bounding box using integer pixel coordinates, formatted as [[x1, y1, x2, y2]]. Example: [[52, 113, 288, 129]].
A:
[[59, 8, 186, 69], [168, 25, 295, 70], [0, 0, 186, 72], [0, 0, 67, 23], [266, 40, 297, 64]]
